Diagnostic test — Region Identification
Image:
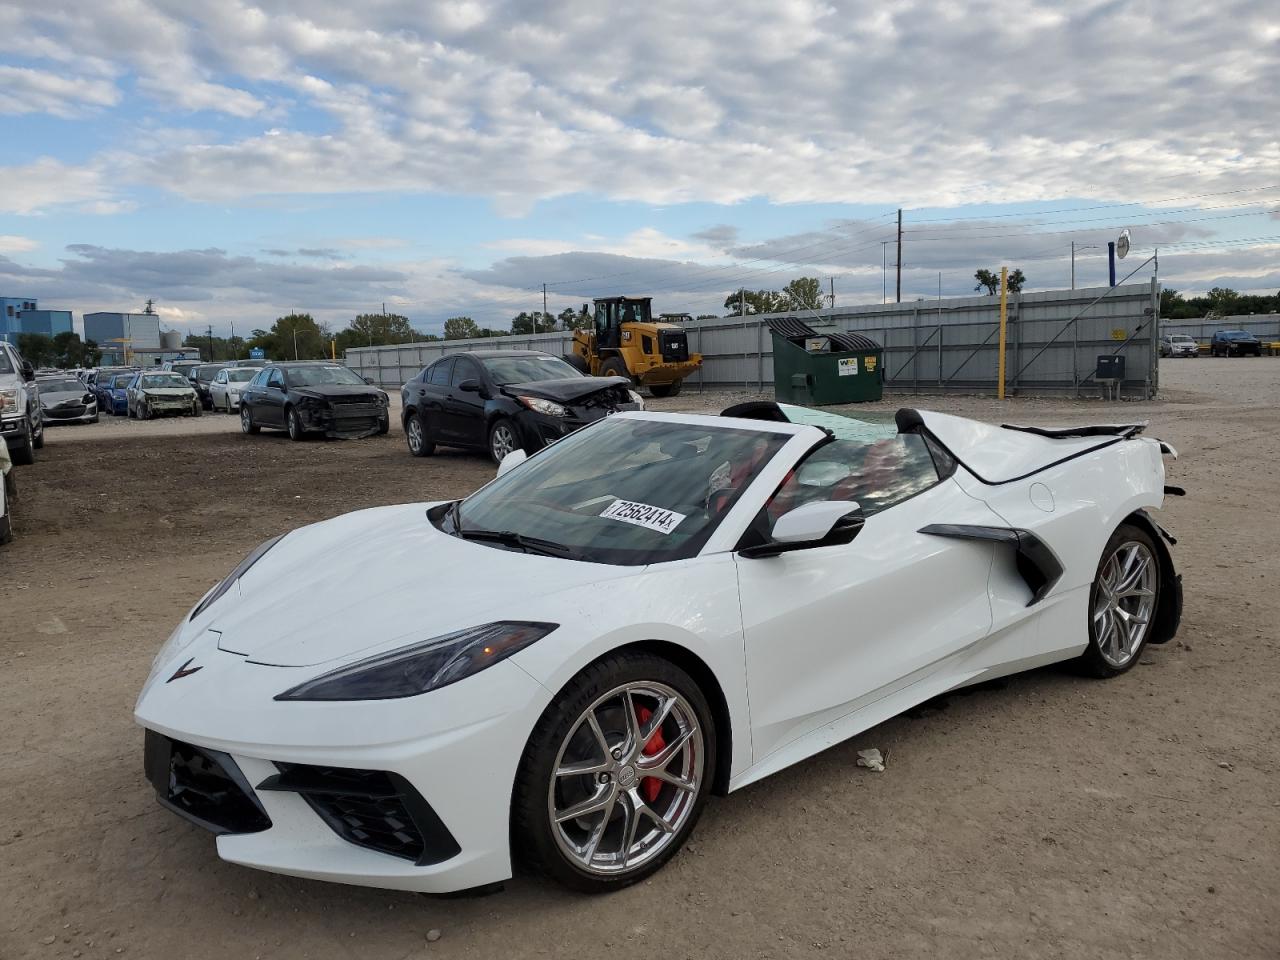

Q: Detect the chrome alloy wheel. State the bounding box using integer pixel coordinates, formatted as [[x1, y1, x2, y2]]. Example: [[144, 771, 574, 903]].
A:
[[490, 421, 517, 461], [406, 416, 424, 453], [548, 682, 704, 877], [1093, 540, 1157, 668]]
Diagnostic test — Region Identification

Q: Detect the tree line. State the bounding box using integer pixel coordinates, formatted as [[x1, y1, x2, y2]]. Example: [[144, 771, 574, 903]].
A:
[[13, 332, 100, 368], [1160, 287, 1280, 320]]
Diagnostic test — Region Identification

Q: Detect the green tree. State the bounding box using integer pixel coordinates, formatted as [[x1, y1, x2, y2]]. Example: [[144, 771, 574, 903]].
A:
[[335, 313, 425, 353], [246, 313, 327, 360], [16, 333, 55, 367], [48, 331, 97, 367], [1204, 287, 1239, 317], [510, 311, 557, 334], [782, 276, 825, 311], [724, 288, 789, 316], [974, 268, 1026, 295], [443, 316, 480, 340], [182, 333, 248, 362]]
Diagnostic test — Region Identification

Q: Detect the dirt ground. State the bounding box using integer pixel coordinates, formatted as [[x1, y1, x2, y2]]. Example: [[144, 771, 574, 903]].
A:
[[2, 358, 1277, 960]]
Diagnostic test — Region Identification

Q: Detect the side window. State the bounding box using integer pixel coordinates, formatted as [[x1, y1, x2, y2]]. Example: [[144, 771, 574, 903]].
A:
[[268, 369, 285, 389], [450, 357, 478, 386], [426, 358, 453, 386], [762, 434, 943, 531]]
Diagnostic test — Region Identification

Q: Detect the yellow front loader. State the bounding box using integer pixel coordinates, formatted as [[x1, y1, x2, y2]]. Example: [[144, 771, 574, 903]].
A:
[[566, 297, 702, 397]]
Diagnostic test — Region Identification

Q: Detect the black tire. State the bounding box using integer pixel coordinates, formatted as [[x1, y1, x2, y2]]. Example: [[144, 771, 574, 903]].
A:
[[564, 352, 590, 375], [191, 402, 202, 417], [240, 404, 260, 435], [599, 358, 631, 381], [140, 402, 152, 420], [32, 417, 43, 449], [89, 414, 99, 424], [225, 397, 234, 414], [511, 650, 716, 893], [286, 406, 305, 441], [488, 417, 521, 465], [377, 414, 389, 435], [0, 502, 11, 545], [404, 411, 435, 457], [1078, 522, 1161, 678], [649, 380, 682, 398], [9, 424, 34, 466]]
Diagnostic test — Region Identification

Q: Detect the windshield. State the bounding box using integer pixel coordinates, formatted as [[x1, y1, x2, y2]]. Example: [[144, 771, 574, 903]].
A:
[[142, 374, 188, 389], [112, 375, 135, 388], [225, 369, 256, 382], [1171, 335, 1195, 343], [449, 417, 791, 565], [284, 364, 367, 387], [1223, 330, 1251, 339], [40, 378, 84, 393], [480, 354, 582, 384]]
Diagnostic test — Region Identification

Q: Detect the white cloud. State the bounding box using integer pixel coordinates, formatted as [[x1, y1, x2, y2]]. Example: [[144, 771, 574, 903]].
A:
[[0, 235, 39, 254], [0, 65, 119, 116], [3, 0, 1277, 210], [0, 158, 114, 215]]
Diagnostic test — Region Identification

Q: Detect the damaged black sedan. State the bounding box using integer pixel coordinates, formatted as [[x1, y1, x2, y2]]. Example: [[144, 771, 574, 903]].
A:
[[239, 362, 390, 440], [401, 350, 644, 462]]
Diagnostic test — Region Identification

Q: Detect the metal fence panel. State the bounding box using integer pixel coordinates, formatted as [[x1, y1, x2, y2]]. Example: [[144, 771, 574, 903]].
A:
[[347, 282, 1161, 397]]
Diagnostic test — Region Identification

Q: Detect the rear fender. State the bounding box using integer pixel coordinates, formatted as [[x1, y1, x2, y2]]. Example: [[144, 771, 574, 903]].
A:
[[1124, 509, 1182, 645]]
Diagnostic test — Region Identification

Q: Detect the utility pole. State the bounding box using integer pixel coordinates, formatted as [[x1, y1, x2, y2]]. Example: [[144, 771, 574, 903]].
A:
[[1071, 241, 1075, 290], [292, 327, 299, 360], [208, 324, 214, 362], [542, 283, 548, 334], [895, 208, 903, 304], [740, 288, 746, 317], [230, 321, 235, 359], [828, 276, 835, 309], [881, 242, 887, 304]]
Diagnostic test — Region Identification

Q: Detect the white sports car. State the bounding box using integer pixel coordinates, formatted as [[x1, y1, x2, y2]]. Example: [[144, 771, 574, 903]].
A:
[[135, 403, 1183, 893]]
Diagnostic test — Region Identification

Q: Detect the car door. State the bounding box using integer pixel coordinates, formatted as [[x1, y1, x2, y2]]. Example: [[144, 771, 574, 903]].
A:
[[211, 369, 227, 407], [259, 368, 287, 426], [734, 436, 1002, 765], [443, 356, 487, 447], [412, 358, 453, 441]]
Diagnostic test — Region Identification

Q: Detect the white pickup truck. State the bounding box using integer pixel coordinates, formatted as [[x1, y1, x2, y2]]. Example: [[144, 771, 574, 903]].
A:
[[0, 339, 44, 465]]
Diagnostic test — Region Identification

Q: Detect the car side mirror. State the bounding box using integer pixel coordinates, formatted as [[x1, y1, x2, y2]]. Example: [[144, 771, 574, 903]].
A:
[[457, 378, 482, 393], [739, 500, 864, 559], [496, 448, 527, 477]]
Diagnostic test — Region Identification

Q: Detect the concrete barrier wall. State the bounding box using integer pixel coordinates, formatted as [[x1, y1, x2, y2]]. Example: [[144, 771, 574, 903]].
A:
[[347, 281, 1161, 399]]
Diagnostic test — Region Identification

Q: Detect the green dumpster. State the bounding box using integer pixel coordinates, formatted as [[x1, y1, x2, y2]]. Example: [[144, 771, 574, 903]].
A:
[[768, 318, 883, 405]]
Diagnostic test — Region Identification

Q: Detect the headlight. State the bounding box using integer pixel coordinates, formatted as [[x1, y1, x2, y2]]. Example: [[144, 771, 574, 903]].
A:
[[189, 533, 285, 622], [627, 390, 646, 410], [517, 396, 568, 417], [0, 388, 17, 414], [275, 621, 557, 701]]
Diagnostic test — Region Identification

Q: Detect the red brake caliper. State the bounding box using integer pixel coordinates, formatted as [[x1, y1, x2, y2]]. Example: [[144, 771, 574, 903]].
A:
[[635, 706, 666, 803]]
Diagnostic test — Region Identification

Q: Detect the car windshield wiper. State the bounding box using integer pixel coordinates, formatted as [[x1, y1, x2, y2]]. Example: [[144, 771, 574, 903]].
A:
[[456, 528, 578, 559]]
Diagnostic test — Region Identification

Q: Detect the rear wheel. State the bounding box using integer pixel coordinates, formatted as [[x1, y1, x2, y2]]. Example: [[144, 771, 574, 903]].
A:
[[512, 651, 715, 893], [1079, 523, 1160, 677], [405, 412, 434, 457]]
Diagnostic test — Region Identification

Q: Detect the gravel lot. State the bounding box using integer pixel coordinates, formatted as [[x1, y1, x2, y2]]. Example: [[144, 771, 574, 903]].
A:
[[2, 358, 1277, 959]]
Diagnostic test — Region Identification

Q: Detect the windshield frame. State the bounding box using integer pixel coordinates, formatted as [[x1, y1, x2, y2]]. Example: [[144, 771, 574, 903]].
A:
[[442, 412, 818, 566]]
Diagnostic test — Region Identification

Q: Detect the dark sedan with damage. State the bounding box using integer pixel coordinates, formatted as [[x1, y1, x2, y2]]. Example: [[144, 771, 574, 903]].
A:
[[401, 350, 644, 462], [239, 362, 390, 440]]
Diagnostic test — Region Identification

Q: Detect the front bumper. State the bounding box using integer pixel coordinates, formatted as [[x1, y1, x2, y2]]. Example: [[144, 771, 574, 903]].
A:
[[513, 400, 642, 450], [42, 401, 98, 423], [135, 638, 549, 892], [297, 402, 388, 439], [1, 415, 26, 443]]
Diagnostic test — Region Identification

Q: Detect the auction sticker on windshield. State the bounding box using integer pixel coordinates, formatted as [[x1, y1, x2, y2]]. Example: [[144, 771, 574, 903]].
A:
[[599, 499, 687, 535]]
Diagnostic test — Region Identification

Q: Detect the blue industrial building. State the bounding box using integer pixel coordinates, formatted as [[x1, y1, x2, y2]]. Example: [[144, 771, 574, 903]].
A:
[[83, 312, 163, 364], [0, 296, 74, 344]]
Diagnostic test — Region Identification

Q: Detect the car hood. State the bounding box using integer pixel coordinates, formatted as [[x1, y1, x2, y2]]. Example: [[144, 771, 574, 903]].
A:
[[202, 503, 631, 668], [501, 376, 631, 403]]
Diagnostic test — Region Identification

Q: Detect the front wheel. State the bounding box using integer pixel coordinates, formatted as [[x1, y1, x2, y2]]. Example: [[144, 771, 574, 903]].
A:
[[286, 406, 305, 441], [648, 381, 682, 398], [1079, 523, 1160, 677], [511, 651, 715, 893], [10, 423, 34, 466], [240, 404, 260, 435], [488, 418, 520, 464]]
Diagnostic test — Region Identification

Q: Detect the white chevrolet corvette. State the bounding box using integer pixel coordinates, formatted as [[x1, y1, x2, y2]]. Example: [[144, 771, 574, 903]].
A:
[[136, 403, 1182, 893]]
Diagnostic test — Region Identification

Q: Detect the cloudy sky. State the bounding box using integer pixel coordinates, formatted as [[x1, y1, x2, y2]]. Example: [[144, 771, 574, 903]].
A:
[[1, 0, 1277, 338]]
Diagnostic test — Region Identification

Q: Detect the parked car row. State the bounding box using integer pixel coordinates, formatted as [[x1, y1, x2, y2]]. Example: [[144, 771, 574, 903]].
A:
[[1158, 329, 1268, 358]]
